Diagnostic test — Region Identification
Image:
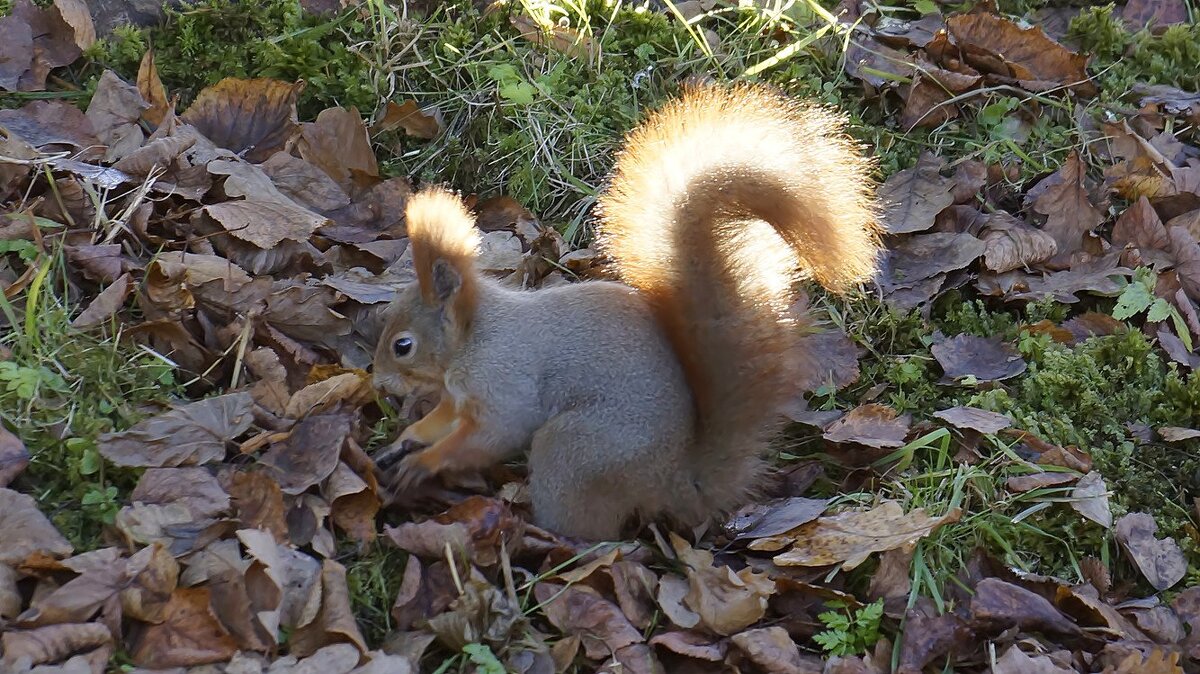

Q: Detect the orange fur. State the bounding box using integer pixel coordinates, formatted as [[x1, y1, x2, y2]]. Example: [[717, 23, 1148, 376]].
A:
[[405, 186, 482, 325], [595, 82, 881, 513]]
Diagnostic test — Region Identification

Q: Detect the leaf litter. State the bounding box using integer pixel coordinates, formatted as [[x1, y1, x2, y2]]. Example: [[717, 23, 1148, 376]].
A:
[[1, 1, 1200, 673]]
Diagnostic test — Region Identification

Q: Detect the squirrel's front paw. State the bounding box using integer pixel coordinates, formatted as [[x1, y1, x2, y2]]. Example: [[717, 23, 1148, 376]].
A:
[[388, 451, 434, 492], [374, 438, 426, 471]]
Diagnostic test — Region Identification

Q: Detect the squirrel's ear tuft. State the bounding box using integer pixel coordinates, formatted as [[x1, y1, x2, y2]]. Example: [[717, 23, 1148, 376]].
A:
[[431, 258, 463, 302]]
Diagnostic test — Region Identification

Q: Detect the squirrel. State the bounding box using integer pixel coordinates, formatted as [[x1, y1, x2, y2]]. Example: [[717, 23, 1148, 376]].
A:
[[371, 82, 880, 541]]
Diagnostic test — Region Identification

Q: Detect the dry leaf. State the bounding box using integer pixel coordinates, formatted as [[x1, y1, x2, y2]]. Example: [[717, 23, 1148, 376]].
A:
[[296, 106, 378, 186], [1006, 471, 1078, 493], [373, 100, 443, 139], [137, 49, 170, 126], [72, 272, 132, 328], [1025, 152, 1105, 260], [946, 13, 1095, 95], [876, 152, 956, 234], [609, 561, 659, 631], [98, 391, 255, 467], [224, 470, 289, 543], [289, 560, 368, 657], [130, 586, 238, 668], [671, 533, 775, 636], [1159, 426, 1200, 442], [0, 488, 73, 566], [822, 404, 911, 449], [991, 645, 1077, 673], [969, 577, 1080, 636], [1070, 471, 1112, 528], [725, 497, 829, 541], [535, 582, 643, 660], [932, 333, 1027, 382], [932, 406, 1012, 434], [0, 16, 35, 92], [1, 623, 112, 668], [1114, 513, 1187, 591], [770, 501, 961, 570], [729, 626, 813, 674], [204, 159, 329, 249], [180, 77, 304, 163], [259, 411, 352, 495], [0, 426, 31, 488], [980, 212, 1059, 272], [131, 467, 230, 519], [86, 70, 148, 162]]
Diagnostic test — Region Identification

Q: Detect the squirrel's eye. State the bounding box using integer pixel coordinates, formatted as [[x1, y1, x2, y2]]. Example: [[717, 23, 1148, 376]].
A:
[[393, 336, 414, 358]]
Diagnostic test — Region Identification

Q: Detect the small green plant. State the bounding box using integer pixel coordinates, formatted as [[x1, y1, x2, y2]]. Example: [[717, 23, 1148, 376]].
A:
[[1113, 267, 1193, 351], [461, 643, 506, 673], [813, 598, 885, 657]]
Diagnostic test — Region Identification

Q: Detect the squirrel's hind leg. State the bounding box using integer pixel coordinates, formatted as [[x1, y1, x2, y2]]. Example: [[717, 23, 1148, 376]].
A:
[[527, 408, 692, 541]]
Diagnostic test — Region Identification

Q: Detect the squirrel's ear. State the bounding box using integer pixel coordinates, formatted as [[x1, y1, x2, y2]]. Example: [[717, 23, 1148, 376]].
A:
[[431, 258, 463, 302]]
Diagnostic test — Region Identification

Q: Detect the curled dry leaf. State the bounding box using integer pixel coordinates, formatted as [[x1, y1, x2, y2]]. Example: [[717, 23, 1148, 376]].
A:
[[969, 577, 1080, 636], [1025, 152, 1104, 260], [768, 501, 962, 570], [945, 13, 1095, 96], [932, 333, 1027, 383], [86, 70, 148, 162], [1114, 513, 1187, 591], [980, 212, 1059, 272], [822, 404, 911, 449], [724, 496, 829, 541], [1006, 470, 1078, 493], [0, 425, 31, 487], [729, 626, 813, 674], [932, 406, 1012, 434], [71, 272, 132, 329], [670, 532, 775, 636], [1, 623, 112, 668], [204, 159, 329, 250], [121, 543, 180, 624], [1070, 471, 1112, 529], [374, 100, 443, 139], [655, 574, 700, 630], [287, 559, 368, 658], [876, 152, 956, 234], [0, 488, 73, 565], [535, 582, 643, 660], [98, 391, 255, 467], [129, 586, 238, 668], [991, 645, 1077, 674], [180, 77, 304, 163], [326, 461, 379, 544], [137, 49, 170, 126]]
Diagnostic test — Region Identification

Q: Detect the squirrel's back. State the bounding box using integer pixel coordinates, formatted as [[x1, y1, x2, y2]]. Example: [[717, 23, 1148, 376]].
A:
[[595, 82, 881, 517]]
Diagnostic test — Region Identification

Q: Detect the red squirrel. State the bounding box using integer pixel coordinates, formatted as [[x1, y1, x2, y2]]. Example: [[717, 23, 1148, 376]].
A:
[[372, 82, 881, 540]]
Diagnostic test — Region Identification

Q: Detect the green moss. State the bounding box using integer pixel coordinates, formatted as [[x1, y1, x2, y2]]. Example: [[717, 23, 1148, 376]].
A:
[[1071, 5, 1200, 98]]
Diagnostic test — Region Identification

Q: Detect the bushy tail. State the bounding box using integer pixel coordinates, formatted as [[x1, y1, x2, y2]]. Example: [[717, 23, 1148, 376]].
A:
[[595, 82, 880, 515]]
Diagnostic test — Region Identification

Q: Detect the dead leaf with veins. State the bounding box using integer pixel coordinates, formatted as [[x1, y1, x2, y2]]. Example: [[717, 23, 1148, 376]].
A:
[[670, 532, 775, 635], [945, 13, 1096, 96], [130, 467, 230, 519], [288, 559, 369, 657], [203, 159, 330, 250], [137, 49, 171, 126], [933, 406, 1012, 434], [258, 411, 352, 495], [969, 577, 1080, 636], [730, 626, 814, 674], [876, 152, 956, 234], [766, 501, 962, 570], [0, 100, 99, 154], [373, 100, 443, 139], [535, 581, 644, 659], [97, 391, 255, 467], [180, 77, 304, 163], [0, 488, 73, 565], [725, 497, 829, 541], [86, 70, 149, 162], [1025, 152, 1105, 261], [72, 272, 132, 329], [822, 404, 911, 449], [1115, 512, 1187, 591], [932, 333, 1027, 383], [648, 630, 726, 661], [295, 106, 379, 187], [991, 645, 1077, 674], [979, 211, 1059, 272], [129, 586, 238, 668], [1, 623, 113, 669]]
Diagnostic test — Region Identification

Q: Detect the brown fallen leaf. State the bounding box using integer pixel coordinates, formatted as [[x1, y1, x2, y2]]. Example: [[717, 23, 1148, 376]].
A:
[[15, 548, 128, 627], [1006, 470, 1078, 493], [946, 13, 1096, 96], [258, 411, 351, 495], [648, 630, 726, 662], [1113, 196, 1171, 253], [1070, 471, 1112, 529], [767, 501, 961, 570], [511, 13, 596, 60], [120, 543, 180, 623], [424, 572, 523, 652], [295, 106, 379, 187], [895, 609, 970, 674], [979, 212, 1059, 272], [932, 334, 1027, 383], [608, 560, 659, 631], [933, 406, 1012, 434], [1, 623, 112, 669], [9, 0, 86, 92], [1122, 0, 1188, 31], [1159, 426, 1200, 442], [793, 328, 862, 394], [180, 77, 304, 163], [223, 470, 289, 543], [129, 586, 238, 668], [260, 151, 351, 212], [130, 467, 230, 519], [0, 425, 31, 487], [71, 272, 132, 328], [535, 582, 643, 660], [725, 496, 829, 541], [373, 100, 443, 139], [283, 559, 368, 657], [844, 35, 914, 89], [203, 159, 330, 250], [730, 626, 820, 674], [1114, 512, 1187, 591], [0, 16, 35, 92], [901, 58, 982, 131], [1024, 152, 1105, 262], [822, 404, 911, 449], [991, 644, 1076, 673], [880, 232, 986, 295], [670, 533, 775, 636], [0, 487, 73, 565], [86, 70, 149, 162], [970, 577, 1080, 636], [876, 152, 956, 234], [0, 100, 99, 154], [97, 391, 255, 467], [326, 461, 379, 544], [137, 49, 171, 126]]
